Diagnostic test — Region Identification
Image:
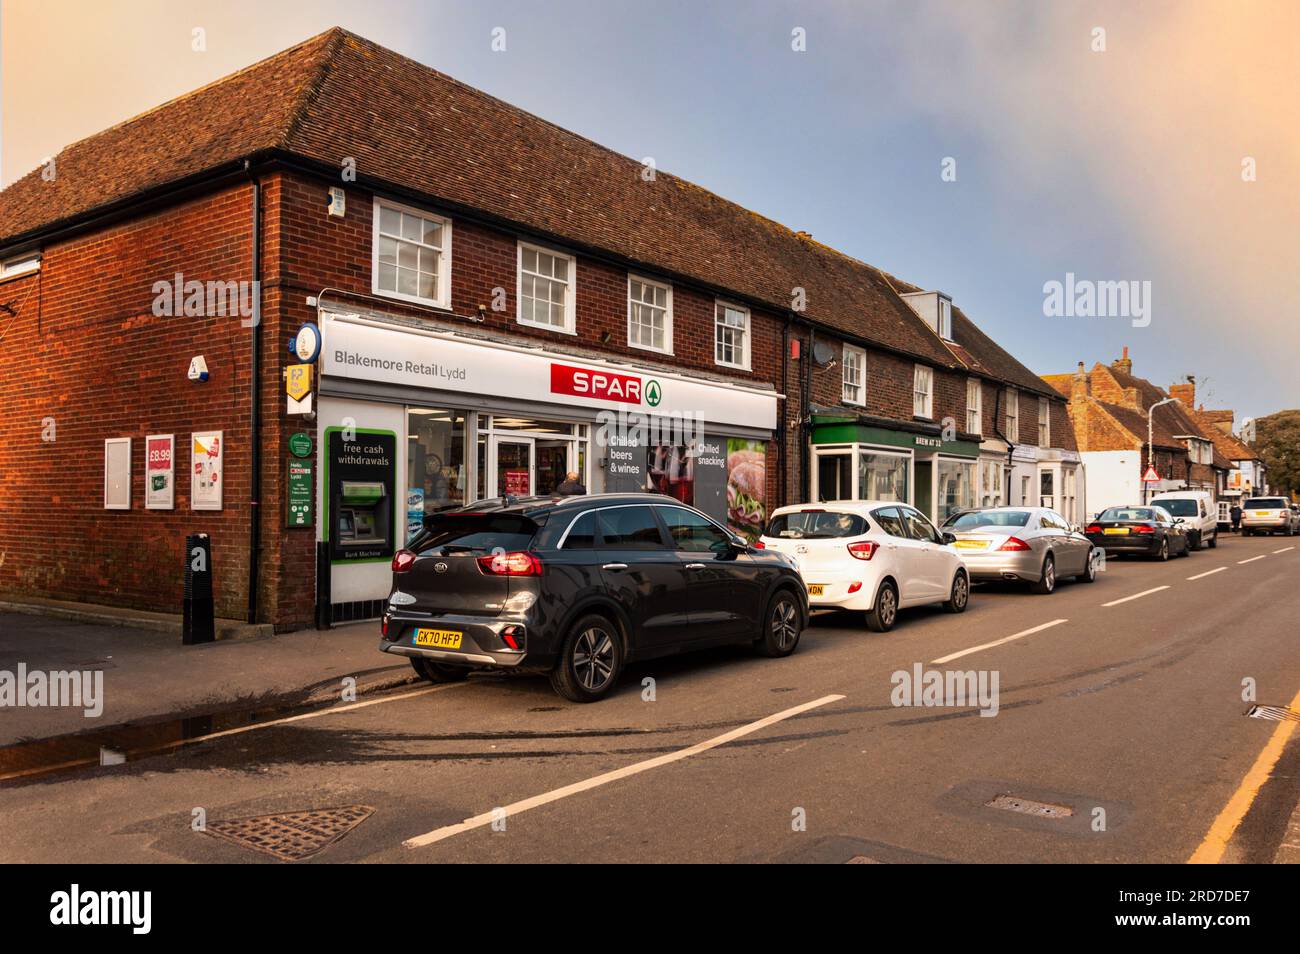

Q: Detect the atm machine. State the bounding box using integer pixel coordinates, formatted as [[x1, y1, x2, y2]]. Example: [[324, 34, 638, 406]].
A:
[[334, 480, 391, 559]]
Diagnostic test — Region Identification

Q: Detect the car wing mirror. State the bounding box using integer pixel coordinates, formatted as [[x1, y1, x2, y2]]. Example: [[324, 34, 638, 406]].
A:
[[941, 531, 957, 545]]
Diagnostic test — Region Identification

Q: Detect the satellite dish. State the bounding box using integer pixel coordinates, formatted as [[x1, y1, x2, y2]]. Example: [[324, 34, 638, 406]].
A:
[[812, 341, 836, 367]]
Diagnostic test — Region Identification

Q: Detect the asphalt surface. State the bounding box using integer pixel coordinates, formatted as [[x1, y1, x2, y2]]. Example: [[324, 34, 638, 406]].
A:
[[1, 531, 1297, 864]]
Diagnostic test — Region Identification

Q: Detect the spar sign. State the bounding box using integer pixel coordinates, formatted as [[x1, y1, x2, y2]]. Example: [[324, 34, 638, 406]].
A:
[[550, 363, 661, 407]]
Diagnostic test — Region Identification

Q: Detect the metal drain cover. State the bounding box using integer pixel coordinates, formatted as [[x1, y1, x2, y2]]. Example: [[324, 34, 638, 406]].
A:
[[203, 805, 375, 861], [1248, 704, 1300, 723], [985, 793, 1074, 819]]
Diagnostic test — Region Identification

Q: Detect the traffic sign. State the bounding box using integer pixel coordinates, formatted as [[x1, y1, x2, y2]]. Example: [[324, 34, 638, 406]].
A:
[[1142, 466, 1161, 483]]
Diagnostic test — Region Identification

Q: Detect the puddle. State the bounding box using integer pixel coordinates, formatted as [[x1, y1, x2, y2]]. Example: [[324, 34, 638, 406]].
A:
[[0, 695, 349, 784]]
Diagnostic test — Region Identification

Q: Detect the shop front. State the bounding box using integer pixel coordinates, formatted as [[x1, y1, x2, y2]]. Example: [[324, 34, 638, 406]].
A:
[[1010, 445, 1085, 525], [316, 310, 779, 620], [809, 417, 979, 524]]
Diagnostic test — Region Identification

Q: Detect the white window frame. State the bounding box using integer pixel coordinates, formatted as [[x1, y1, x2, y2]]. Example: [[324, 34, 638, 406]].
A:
[[938, 298, 953, 340], [1006, 388, 1019, 444], [371, 197, 452, 309], [842, 344, 866, 406], [0, 252, 40, 280], [913, 365, 933, 419], [627, 274, 673, 355], [104, 437, 132, 510], [1038, 397, 1051, 448], [516, 241, 577, 335], [713, 299, 750, 370], [966, 378, 982, 434]]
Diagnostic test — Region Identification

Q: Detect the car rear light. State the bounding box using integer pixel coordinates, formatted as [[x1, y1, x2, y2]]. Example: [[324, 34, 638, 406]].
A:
[[800, 508, 826, 513], [500, 624, 525, 651], [1134, 524, 1156, 534], [997, 537, 1031, 551], [477, 551, 542, 575], [752, 540, 766, 549], [381, 615, 389, 638], [1085, 524, 1102, 534], [847, 581, 863, 594], [847, 541, 877, 560], [392, 549, 417, 573]]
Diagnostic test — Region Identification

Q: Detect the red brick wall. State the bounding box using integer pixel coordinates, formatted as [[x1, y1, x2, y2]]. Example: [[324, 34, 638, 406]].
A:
[[0, 181, 277, 622]]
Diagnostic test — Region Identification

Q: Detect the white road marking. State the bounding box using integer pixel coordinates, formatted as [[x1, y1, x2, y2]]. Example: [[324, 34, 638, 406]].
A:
[[1238, 555, 1267, 565], [929, 619, 1068, 665], [1101, 585, 1170, 608], [402, 693, 846, 849], [1187, 567, 1227, 581], [1273, 546, 1295, 554]]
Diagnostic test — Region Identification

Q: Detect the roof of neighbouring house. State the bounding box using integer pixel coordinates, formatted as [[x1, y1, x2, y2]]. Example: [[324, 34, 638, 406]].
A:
[[0, 26, 970, 369]]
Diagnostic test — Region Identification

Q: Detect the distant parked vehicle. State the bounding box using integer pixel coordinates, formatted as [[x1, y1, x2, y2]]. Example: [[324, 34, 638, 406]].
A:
[[942, 506, 1099, 594], [380, 494, 807, 702], [1085, 506, 1191, 560], [1240, 496, 1296, 536], [759, 501, 969, 633], [1149, 490, 1219, 549]]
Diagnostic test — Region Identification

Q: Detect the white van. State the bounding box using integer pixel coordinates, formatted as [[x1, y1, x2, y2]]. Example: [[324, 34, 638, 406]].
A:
[[1149, 490, 1218, 549]]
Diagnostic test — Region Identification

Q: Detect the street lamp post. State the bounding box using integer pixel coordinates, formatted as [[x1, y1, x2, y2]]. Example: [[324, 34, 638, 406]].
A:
[[1146, 396, 1179, 504]]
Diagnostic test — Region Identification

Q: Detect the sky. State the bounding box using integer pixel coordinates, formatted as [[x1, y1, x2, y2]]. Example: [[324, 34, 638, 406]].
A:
[[3, 0, 1297, 422]]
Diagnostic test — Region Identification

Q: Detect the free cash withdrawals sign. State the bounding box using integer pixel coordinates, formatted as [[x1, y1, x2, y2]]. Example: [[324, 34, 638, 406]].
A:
[[321, 314, 776, 430]]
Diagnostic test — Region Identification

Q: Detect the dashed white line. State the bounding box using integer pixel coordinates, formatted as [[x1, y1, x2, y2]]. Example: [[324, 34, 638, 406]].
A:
[[1102, 585, 1170, 608], [929, 619, 1069, 665], [402, 693, 846, 848], [1187, 567, 1227, 581], [1238, 555, 1267, 565], [1274, 546, 1295, 554]]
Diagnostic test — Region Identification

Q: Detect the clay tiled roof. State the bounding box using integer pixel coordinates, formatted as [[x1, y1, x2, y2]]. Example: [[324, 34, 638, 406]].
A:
[[0, 27, 962, 368], [880, 275, 1059, 398]]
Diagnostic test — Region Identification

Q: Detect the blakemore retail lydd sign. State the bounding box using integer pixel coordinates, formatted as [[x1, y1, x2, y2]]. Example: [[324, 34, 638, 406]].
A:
[[322, 315, 775, 429]]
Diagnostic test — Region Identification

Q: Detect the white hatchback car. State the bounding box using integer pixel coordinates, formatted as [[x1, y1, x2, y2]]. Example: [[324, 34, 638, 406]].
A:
[[759, 500, 969, 632]]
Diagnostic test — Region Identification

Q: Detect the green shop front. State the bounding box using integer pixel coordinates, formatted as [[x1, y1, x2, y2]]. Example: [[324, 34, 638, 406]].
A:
[[809, 415, 980, 524]]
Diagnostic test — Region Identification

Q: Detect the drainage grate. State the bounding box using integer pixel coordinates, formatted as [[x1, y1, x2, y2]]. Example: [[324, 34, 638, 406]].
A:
[[985, 793, 1074, 819], [845, 855, 883, 864], [203, 805, 375, 862], [1248, 704, 1300, 723]]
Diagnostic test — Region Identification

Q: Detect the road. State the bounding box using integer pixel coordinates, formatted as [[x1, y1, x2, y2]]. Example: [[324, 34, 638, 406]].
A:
[[1, 532, 1297, 864]]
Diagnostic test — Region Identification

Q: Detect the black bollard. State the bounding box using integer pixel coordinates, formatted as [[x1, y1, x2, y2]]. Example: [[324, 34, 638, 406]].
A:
[[183, 533, 215, 645]]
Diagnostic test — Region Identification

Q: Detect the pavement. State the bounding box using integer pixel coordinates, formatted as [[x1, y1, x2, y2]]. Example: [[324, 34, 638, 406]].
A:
[[0, 614, 411, 745], [0, 531, 1297, 863]]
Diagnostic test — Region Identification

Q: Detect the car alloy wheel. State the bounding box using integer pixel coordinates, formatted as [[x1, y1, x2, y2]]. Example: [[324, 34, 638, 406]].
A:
[[1032, 554, 1056, 594], [866, 582, 898, 632], [573, 626, 616, 691], [1157, 539, 1169, 561], [944, 570, 969, 613], [770, 597, 798, 651]]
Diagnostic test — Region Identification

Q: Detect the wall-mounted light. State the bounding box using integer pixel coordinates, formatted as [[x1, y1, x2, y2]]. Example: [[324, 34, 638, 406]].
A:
[[599, 330, 612, 344]]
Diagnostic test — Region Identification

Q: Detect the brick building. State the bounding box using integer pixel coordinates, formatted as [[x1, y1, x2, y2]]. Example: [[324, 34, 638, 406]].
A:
[[0, 28, 1078, 631], [1042, 349, 1230, 512]]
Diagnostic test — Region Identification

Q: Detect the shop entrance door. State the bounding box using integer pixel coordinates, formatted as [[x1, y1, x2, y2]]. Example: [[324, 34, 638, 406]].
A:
[[490, 436, 534, 497], [815, 451, 852, 501], [535, 439, 572, 495]]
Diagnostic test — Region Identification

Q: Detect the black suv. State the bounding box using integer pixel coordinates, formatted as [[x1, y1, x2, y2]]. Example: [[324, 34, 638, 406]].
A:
[[379, 493, 808, 702]]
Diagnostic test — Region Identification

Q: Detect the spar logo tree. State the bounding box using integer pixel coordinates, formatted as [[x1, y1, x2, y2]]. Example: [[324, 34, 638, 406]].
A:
[[645, 380, 662, 407]]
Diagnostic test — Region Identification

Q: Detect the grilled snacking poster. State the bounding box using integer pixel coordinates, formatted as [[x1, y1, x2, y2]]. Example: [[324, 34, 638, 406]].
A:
[[726, 439, 767, 540]]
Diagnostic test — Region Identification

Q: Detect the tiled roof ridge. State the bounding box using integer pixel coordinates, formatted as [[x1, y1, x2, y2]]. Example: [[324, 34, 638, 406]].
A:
[[277, 28, 348, 151]]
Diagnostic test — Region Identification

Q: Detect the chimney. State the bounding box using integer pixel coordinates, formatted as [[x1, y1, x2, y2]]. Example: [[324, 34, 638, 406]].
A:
[[1112, 345, 1133, 375], [1168, 381, 1195, 408], [1070, 361, 1089, 403]]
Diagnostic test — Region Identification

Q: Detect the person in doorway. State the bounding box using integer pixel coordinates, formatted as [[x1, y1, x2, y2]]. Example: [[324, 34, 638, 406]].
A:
[[555, 471, 587, 496], [1230, 503, 1242, 533]]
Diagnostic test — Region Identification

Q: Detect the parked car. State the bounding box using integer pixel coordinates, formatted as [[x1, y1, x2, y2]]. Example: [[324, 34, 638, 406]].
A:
[[379, 493, 808, 702], [1085, 505, 1191, 559], [758, 501, 969, 633], [1240, 496, 1297, 536], [941, 506, 1099, 593], [1149, 490, 1219, 549]]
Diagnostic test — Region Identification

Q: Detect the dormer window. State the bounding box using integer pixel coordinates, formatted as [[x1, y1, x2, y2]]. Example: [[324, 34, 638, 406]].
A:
[[899, 290, 953, 341]]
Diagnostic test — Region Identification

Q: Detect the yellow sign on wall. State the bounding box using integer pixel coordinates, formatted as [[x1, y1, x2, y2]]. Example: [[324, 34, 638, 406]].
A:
[[285, 363, 312, 401]]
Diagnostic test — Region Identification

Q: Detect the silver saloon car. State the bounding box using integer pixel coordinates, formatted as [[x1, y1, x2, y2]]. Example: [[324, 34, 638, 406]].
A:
[[941, 506, 1100, 594]]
